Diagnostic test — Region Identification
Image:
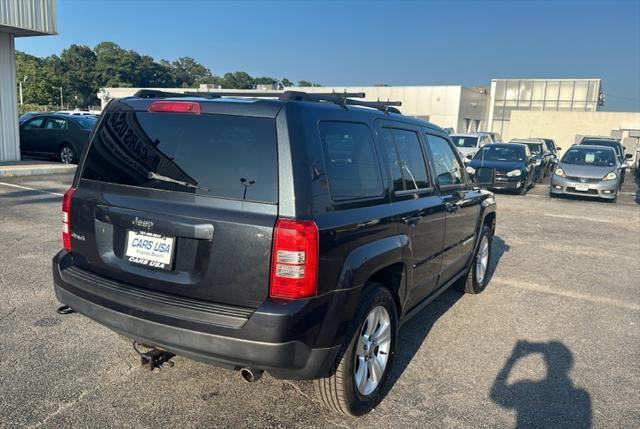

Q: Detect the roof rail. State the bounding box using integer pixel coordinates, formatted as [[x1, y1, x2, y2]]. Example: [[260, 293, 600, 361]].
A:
[[132, 89, 402, 113], [133, 89, 221, 99]]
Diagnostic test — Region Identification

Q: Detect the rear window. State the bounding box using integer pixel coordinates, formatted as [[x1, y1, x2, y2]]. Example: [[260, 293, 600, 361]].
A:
[[451, 136, 478, 148], [581, 140, 622, 156], [81, 111, 278, 203], [319, 121, 383, 201], [73, 117, 97, 129]]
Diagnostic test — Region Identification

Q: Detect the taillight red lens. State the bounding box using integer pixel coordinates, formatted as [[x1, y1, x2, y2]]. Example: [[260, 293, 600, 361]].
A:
[[62, 187, 76, 251], [270, 219, 319, 299], [148, 101, 201, 114]]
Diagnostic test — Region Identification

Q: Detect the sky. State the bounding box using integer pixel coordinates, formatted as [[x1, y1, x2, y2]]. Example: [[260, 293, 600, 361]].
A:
[[16, 0, 640, 112]]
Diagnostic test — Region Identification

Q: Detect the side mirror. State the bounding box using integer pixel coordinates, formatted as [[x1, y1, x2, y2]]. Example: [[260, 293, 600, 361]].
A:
[[466, 153, 473, 159], [556, 147, 562, 151], [621, 162, 629, 169], [625, 153, 633, 159], [474, 167, 495, 188]]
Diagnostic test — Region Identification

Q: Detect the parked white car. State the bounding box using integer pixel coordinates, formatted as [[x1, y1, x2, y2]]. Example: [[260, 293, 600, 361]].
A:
[[55, 110, 100, 116], [450, 132, 497, 163]]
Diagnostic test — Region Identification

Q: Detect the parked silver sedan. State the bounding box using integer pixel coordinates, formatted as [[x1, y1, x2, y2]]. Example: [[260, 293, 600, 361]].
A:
[[550, 145, 622, 202]]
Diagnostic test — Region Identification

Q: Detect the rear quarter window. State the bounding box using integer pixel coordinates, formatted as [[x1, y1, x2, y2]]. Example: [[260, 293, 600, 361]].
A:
[[319, 121, 383, 201], [81, 111, 278, 203]]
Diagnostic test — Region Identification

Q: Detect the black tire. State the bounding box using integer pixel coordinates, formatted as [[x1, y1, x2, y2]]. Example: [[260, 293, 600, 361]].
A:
[[59, 143, 76, 164], [458, 225, 492, 294], [536, 171, 544, 183], [519, 183, 527, 195], [314, 284, 398, 416]]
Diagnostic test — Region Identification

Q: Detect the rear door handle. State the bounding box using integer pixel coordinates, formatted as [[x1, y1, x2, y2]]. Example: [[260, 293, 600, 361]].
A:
[[403, 216, 423, 226]]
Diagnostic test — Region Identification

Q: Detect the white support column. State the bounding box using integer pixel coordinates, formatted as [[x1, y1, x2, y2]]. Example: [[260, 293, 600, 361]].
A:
[[0, 32, 20, 162]]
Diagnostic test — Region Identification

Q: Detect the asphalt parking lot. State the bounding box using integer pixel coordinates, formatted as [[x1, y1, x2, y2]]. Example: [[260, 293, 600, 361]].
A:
[[0, 172, 638, 428]]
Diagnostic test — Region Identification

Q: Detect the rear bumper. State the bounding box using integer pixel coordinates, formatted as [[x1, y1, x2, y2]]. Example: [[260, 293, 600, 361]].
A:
[[53, 251, 344, 379]]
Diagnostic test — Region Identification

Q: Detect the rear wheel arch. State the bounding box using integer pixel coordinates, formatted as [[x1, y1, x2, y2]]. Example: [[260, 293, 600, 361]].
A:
[[483, 211, 496, 234], [365, 262, 406, 316]]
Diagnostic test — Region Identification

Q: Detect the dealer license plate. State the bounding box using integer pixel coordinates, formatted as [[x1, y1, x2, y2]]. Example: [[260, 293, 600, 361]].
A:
[[125, 230, 175, 270], [575, 183, 589, 192]]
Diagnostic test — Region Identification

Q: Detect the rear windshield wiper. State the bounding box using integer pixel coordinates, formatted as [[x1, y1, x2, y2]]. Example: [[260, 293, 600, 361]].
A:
[[147, 171, 210, 192]]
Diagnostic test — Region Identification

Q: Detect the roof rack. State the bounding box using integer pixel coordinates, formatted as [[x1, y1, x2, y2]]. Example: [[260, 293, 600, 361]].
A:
[[279, 91, 401, 113], [132, 89, 402, 113], [133, 89, 221, 99]]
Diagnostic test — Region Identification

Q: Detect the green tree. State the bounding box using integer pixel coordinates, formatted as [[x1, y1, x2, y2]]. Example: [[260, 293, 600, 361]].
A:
[[254, 76, 278, 86], [15, 51, 60, 107], [60, 44, 98, 107], [94, 42, 131, 87], [169, 57, 212, 87], [223, 71, 255, 89], [196, 75, 225, 88], [280, 78, 294, 88], [297, 80, 322, 87]]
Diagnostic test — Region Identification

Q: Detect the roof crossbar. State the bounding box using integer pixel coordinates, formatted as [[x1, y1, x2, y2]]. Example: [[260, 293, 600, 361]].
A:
[[278, 91, 401, 112]]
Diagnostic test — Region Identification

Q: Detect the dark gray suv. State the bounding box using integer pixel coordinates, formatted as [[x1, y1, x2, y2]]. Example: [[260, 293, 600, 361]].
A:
[[53, 90, 497, 415]]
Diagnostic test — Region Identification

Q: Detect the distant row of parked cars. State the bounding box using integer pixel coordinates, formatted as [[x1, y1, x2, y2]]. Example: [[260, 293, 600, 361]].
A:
[[451, 132, 632, 203], [18, 111, 98, 164]]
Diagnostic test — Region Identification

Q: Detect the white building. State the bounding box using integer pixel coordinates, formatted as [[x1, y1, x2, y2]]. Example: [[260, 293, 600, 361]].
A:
[[0, 0, 57, 162], [488, 78, 603, 140], [98, 85, 491, 134]]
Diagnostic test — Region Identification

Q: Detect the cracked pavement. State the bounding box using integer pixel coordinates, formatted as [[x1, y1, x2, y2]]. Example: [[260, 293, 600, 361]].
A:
[[0, 173, 638, 428]]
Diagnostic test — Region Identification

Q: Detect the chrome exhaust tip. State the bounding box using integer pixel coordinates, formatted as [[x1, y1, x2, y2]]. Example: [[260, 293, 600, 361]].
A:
[[240, 367, 263, 383]]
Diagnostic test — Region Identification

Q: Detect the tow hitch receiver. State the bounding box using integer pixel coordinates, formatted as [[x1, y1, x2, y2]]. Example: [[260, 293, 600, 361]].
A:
[[134, 341, 175, 370]]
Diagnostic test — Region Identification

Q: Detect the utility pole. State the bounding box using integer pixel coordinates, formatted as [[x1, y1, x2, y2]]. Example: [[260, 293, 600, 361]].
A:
[[52, 86, 64, 110], [19, 76, 27, 105]]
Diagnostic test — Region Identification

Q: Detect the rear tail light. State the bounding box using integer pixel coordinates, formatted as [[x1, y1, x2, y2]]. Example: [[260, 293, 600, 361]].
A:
[[270, 219, 319, 299], [62, 187, 76, 251], [148, 101, 201, 114]]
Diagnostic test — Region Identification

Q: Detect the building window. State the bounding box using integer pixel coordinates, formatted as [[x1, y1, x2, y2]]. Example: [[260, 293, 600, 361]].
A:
[[490, 79, 601, 138]]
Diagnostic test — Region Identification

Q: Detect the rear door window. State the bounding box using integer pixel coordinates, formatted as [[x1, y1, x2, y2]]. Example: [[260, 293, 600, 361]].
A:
[[382, 127, 431, 192], [81, 111, 278, 203], [319, 121, 383, 201], [44, 118, 67, 129], [426, 134, 465, 187]]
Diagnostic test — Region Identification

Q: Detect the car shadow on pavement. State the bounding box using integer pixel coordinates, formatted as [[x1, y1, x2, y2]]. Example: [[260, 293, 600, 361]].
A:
[[386, 234, 510, 397], [490, 340, 592, 429], [487, 235, 510, 284], [387, 288, 462, 394]]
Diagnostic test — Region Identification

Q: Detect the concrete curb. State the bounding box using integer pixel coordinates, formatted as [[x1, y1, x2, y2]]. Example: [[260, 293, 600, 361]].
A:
[[0, 164, 76, 177]]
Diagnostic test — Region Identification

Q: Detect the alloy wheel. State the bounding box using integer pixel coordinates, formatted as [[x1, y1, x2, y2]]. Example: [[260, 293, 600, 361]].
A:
[[354, 305, 391, 396], [475, 235, 490, 285], [60, 146, 74, 164]]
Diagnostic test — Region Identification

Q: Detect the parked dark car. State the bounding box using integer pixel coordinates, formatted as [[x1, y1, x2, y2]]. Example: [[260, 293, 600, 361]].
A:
[[579, 137, 631, 185], [540, 138, 561, 171], [52, 90, 497, 416], [19, 114, 97, 164], [510, 139, 552, 181], [467, 143, 536, 194], [541, 138, 561, 156], [18, 111, 45, 124]]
